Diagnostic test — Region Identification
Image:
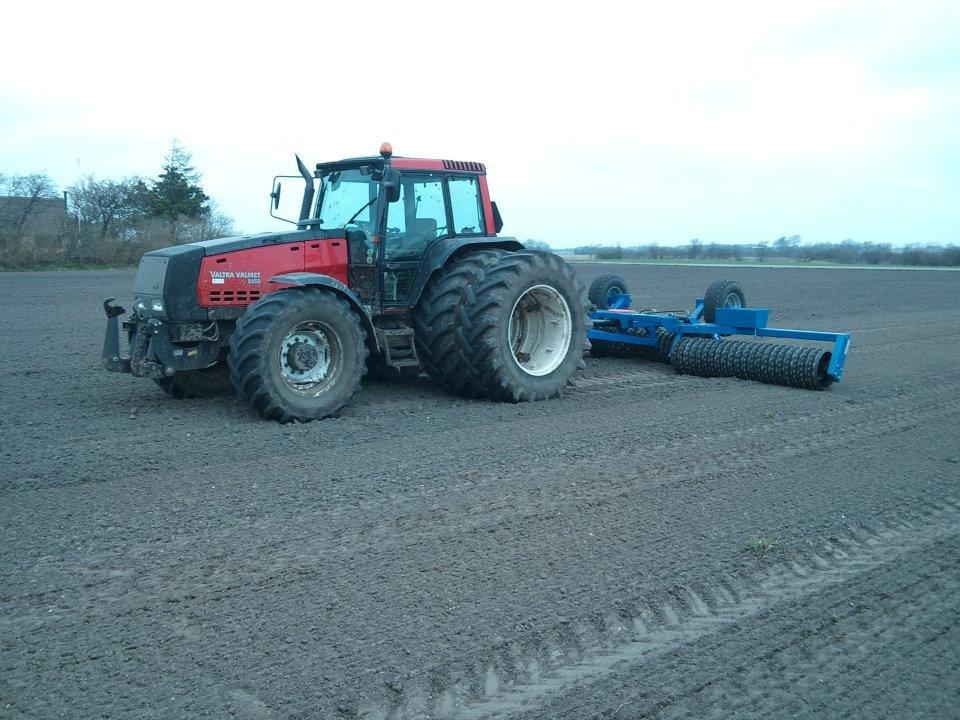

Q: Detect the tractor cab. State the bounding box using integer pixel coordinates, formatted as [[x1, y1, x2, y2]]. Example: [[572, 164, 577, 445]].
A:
[[270, 144, 503, 309]]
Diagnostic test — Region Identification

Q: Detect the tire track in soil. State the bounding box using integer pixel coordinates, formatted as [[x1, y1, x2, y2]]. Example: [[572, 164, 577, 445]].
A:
[[2, 268, 959, 720], [356, 497, 960, 719], [510, 514, 960, 720], [3, 353, 955, 498], [4, 377, 958, 607], [3, 304, 950, 489], [0, 314, 947, 495]]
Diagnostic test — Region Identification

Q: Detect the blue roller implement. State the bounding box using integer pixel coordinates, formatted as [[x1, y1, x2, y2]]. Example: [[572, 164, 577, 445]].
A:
[[588, 292, 850, 390]]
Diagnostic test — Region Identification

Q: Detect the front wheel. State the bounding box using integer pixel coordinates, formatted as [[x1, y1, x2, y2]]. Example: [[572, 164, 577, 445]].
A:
[[228, 288, 367, 423]]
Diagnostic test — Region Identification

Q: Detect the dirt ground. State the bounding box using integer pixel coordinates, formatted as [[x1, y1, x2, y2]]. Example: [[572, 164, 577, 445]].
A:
[[2, 264, 959, 719]]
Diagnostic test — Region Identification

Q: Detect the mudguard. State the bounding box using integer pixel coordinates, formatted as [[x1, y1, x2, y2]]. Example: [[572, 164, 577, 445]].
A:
[[407, 236, 524, 307], [269, 272, 380, 352]]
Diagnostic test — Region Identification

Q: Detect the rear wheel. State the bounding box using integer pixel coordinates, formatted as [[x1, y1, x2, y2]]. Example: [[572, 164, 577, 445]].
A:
[[703, 278, 746, 323], [413, 248, 508, 396], [455, 250, 589, 401], [155, 363, 233, 399], [587, 273, 629, 310], [228, 288, 367, 422]]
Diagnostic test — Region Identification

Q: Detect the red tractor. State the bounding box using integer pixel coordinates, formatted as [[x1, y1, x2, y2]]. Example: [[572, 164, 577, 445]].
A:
[[102, 144, 588, 422]]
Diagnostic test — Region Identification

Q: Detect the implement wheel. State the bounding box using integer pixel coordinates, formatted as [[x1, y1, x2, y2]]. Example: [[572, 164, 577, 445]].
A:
[[588, 273, 629, 310], [703, 278, 746, 323], [455, 250, 589, 401], [228, 288, 367, 423]]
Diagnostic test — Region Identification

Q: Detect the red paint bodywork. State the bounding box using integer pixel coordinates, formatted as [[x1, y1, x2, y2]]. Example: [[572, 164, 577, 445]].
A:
[[198, 238, 348, 307]]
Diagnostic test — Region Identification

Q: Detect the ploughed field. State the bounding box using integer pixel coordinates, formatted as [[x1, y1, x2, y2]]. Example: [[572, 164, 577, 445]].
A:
[[2, 264, 959, 719]]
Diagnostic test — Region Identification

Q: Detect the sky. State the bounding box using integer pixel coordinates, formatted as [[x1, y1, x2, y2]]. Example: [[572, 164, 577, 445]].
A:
[[1, 0, 958, 247]]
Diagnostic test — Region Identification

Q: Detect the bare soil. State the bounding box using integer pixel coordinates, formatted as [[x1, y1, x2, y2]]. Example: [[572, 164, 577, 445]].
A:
[[2, 265, 959, 719]]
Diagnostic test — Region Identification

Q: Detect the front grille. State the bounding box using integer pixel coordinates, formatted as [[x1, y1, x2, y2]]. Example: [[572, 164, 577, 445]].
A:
[[208, 289, 261, 305], [441, 159, 486, 172]]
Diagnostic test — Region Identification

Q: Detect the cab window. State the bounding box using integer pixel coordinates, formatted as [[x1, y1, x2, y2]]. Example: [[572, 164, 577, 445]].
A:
[[385, 173, 448, 261], [448, 176, 485, 235]]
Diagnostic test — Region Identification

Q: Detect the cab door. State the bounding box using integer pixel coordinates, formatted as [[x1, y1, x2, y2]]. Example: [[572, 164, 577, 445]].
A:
[[381, 172, 450, 307]]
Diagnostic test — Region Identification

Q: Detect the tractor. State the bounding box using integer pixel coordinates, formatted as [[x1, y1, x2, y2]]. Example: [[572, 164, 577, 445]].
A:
[[102, 144, 589, 422]]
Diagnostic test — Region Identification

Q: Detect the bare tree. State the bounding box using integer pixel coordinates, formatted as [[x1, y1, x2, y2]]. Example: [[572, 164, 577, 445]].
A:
[[67, 176, 143, 244], [0, 173, 59, 250]]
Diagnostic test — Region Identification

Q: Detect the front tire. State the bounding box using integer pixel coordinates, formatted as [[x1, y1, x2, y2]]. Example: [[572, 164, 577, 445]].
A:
[[228, 288, 367, 423], [454, 250, 589, 401]]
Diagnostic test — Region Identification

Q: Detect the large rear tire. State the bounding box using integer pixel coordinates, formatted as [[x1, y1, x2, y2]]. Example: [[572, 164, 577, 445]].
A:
[[454, 250, 589, 401], [413, 249, 508, 396], [228, 288, 367, 423], [155, 363, 233, 399]]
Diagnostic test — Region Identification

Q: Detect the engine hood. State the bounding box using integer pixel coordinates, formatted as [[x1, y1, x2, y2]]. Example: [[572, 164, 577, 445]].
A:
[[191, 228, 346, 255]]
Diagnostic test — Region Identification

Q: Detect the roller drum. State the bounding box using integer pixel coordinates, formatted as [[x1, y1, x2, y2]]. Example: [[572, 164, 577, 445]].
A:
[[591, 327, 675, 363], [672, 338, 834, 390]]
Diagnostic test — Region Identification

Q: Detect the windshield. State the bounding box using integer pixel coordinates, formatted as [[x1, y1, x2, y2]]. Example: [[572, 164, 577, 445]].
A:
[[313, 168, 379, 229]]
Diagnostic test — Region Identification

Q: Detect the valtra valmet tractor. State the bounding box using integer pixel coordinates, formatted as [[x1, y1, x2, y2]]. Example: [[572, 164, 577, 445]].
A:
[[102, 144, 590, 422], [103, 144, 851, 422]]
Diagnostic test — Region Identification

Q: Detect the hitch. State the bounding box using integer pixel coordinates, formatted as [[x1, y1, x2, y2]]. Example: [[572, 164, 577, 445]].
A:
[[102, 297, 131, 373]]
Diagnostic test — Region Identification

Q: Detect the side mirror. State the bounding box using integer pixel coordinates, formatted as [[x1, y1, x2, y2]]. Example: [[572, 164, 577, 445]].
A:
[[270, 175, 318, 225], [383, 168, 402, 203]]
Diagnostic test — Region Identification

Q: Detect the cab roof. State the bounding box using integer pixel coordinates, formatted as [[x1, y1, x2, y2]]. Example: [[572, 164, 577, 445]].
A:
[[315, 156, 486, 175]]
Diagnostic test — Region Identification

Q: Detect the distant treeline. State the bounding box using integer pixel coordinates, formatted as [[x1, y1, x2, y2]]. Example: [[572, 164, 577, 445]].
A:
[[572, 236, 960, 267], [0, 142, 235, 270]]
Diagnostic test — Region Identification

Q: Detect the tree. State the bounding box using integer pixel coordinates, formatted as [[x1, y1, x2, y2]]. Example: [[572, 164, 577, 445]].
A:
[[141, 141, 209, 222], [755, 241, 769, 262], [524, 239, 550, 250], [774, 235, 801, 252], [0, 173, 59, 241], [67, 176, 143, 242], [688, 238, 702, 259]]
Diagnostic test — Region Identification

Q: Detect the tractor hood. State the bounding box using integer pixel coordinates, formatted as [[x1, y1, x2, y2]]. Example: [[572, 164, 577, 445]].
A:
[[190, 228, 346, 255], [134, 228, 346, 321]]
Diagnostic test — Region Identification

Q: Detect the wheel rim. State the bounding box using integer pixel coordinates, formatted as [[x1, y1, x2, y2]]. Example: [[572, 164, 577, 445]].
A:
[[508, 284, 573, 376], [723, 292, 742, 309], [278, 321, 342, 396], [605, 286, 624, 305]]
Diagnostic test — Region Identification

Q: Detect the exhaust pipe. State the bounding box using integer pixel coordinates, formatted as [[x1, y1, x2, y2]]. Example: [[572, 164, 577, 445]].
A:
[[295, 154, 315, 222]]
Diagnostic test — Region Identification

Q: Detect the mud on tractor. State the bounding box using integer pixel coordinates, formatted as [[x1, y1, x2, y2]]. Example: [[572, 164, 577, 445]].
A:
[[102, 144, 589, 422]]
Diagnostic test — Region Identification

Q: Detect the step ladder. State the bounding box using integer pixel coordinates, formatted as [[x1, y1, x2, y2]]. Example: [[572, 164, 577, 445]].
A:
[[378, 327, 420, 369]]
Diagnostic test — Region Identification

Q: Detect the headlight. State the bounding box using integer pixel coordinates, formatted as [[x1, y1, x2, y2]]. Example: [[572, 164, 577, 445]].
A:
[[133, 297, 164, 317]]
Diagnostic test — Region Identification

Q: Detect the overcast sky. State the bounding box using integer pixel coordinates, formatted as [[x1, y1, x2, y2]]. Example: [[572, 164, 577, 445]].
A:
[[2, 1, 958, 247]]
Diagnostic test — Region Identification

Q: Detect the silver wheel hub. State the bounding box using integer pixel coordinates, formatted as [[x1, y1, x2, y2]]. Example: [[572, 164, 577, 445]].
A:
[[279, 324, 336, 392], [508, 284, 573, 376], [723, 293, 742, 309]]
